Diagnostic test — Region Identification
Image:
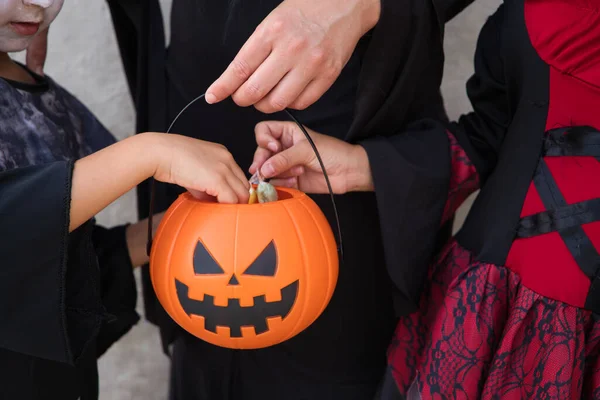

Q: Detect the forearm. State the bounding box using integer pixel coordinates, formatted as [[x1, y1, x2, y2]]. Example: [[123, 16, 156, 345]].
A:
[[70, 132, 160, 232], [347, 144, 375, 192]]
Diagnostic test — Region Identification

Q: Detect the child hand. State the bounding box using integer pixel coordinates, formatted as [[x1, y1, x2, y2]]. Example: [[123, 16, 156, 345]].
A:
[[249, 121, 374, 194], [151, 133, 250, 203], [126, 211, 165, 268], [70, 133, 249, 232]]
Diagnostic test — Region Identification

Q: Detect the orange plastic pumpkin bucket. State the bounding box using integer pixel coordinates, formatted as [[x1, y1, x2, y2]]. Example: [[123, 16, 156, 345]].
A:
[[149, 186, 339, 349], [146, 95, 342, 349]]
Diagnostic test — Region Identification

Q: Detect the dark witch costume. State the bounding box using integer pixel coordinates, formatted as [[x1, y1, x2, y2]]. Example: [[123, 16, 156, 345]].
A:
[[374, 0, 600, 398], [0, 68, 139, 400], [106, 0, 473, 398]]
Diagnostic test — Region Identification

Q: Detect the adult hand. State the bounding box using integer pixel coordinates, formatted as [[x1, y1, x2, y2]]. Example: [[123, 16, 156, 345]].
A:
[[205, 0, 381, 113], [249, 121, 374, 194], [26, 27, 49, 76]]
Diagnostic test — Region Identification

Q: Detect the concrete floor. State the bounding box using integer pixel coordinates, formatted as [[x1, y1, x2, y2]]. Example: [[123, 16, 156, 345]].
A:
[[28, 0, 503, 398]]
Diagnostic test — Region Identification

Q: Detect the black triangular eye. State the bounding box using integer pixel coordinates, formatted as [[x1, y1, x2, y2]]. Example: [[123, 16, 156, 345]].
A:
[[193, 240, 225, 275], [243, 241, 277, 277]]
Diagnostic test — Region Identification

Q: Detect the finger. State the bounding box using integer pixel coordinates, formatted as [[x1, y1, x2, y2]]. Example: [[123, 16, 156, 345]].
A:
[[226, 171, 250, 203], [214, 183, 239, 204], [249, 147, 273, 174], [226, 159, 251, 189], [187, 190, 217, 202], [269, 177, 298, 189], [231, 51, 291, 108], [271, 165, 305, 179], [253, 73, 310, 114], [205, 29, 273, 104], [253, 62, 315, 114], [255, 120, 299, 150], [260, 141, 311, 179], [288, 76, 337, 110], [201, 173, 239, 204], [26, 27, 48, 76]]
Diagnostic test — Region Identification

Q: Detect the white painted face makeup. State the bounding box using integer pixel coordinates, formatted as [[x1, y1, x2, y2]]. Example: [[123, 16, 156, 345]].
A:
[[0, 0, 64, 52]]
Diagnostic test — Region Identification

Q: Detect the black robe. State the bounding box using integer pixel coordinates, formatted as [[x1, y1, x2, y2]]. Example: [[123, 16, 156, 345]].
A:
[[106, 0, 474, 398]]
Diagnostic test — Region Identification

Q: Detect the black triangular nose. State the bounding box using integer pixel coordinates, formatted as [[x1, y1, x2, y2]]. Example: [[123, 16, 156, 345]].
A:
[[228, 275, 240, 286]]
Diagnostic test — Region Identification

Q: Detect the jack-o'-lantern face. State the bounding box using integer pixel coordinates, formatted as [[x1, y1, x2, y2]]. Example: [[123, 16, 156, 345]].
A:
[[175, 239, 297, 338], [150, 188, 338, 349]]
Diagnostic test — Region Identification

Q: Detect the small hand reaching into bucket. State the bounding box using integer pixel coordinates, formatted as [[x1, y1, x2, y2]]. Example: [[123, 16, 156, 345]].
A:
[[70, 133, 249, 231], [249, 121, 374, 194], [152, 133, 250, 203]]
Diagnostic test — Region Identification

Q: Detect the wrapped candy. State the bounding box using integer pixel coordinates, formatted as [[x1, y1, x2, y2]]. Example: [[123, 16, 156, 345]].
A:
[[248, 170, 278, 204]]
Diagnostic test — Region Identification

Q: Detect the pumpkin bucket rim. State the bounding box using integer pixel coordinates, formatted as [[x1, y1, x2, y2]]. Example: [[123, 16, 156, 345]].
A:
[[180, 185, 307, 206]]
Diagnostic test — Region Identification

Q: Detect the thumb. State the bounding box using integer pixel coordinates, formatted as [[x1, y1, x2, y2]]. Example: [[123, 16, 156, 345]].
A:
[[260, 141, 311, 179]]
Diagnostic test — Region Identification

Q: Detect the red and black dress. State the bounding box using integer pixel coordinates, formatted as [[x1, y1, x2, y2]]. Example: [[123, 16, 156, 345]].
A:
[[365, 0, 600, 398]]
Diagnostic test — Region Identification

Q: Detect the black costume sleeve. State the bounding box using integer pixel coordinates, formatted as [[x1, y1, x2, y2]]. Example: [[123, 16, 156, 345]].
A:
[[0, 161, 140, 365], [0, 162, 99, 364], [92, 225, 140, 357], [359, 7, 508, 315], [348, 0, 476, 142]]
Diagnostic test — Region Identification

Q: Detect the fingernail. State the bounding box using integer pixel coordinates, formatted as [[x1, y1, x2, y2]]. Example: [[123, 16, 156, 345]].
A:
[[205, 93, 217, 104], [267, 142, 278, 152], [262, 163, 275, 177]]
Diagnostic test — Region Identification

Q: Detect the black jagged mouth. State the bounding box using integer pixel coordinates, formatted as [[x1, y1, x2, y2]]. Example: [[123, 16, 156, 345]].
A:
[[174, 280, 299, 338]]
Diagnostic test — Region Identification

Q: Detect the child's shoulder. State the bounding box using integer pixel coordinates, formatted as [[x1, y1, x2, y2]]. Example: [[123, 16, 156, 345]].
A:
[[0, 73, 117, 165], [45, 76, 118, 155], [44, 75, 97, 117]]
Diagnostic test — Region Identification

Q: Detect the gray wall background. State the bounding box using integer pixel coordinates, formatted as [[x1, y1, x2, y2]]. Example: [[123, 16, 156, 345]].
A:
[[12, 0, 500, 398]]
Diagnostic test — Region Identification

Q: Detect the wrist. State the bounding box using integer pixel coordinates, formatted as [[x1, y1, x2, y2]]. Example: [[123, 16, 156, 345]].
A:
[[135, 132, 167, 180], [346, 144, 374, 192]]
